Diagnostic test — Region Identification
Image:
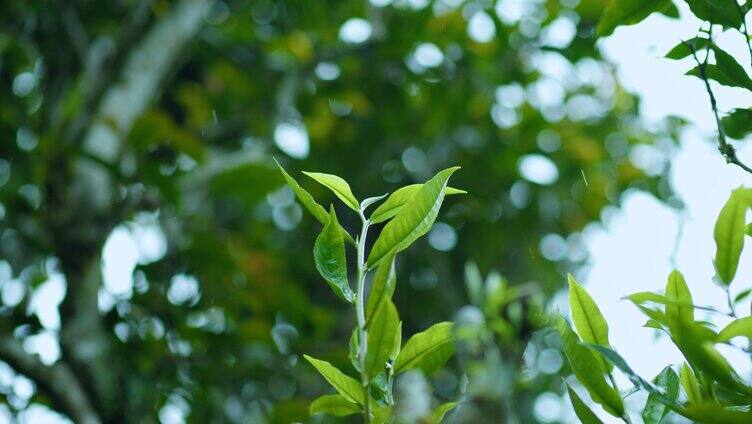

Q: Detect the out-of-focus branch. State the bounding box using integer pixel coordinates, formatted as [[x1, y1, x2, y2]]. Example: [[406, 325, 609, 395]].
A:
[[683, 38, 752, 175], [0, 336, 101, 424]]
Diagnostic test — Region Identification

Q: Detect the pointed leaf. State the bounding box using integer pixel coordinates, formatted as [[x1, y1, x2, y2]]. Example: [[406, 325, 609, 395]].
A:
[[394, 322, 455, 376], [568, 275, 612, 373], [365, 253, 396, 326], [369, 184, 465, 224], [683, 0, 744, 29], [391, 321, 402, 361], [587, 344, 684, 412], [566, 384, 605, 424], [303, 171, 360, 211], [665, 37, 710, 60], [304, 355, 364, 405], [365, 300, 399, 378], [310, 394, 360, 417], [687, 46, 752, 91], [367, 167, 460, 267], [684, 403, 752, 424], [596, 0, 675, 37], [665, 270, 693, 327], [642, 366, 679, 424], [714, 188, 750, 285], [556, 317, 624, 417], [314, 207, 354, 302], [717, 316, 752, 342], [680, 363, 701, 404], [723, 108, 752, 140], [275, 159, 354, 244]]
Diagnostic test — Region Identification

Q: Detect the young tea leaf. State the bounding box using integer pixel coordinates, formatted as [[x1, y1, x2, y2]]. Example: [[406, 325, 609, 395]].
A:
[[596, 0, 675, 37], [568, 274, 612, 373], [365, 253, 396, 326], [367, 167, 460, 267], [556, 317, 624, 417], [314, 206, 354, 303], [717, 316, 752, 342], [680, 363, 701, 404], [369, 184, 465, 224], [303, 171, 360, 211], [275, 159, 355, 244], [665, 269, 693, 327], [683, 403, 752, 424], [566, 383, 605, 424], [304, 355, 365, 405], [642, 366, 679, 424], [713, 188, 750, 285], [310, 394, 360, 417], [365, 300, 400, 378], [394, 321, 455, 376]]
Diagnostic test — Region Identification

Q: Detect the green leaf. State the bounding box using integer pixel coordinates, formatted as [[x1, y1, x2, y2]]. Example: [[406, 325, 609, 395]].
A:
[[717, 316, 752, 342], [664, 269, 693, 327], [733, 288, 752, 304], [680, 363, 701, 404], [303, 171, 360, 211], [683, 0, 744, 29], [394, 322, 455, 376], [314, 206, 354, 303], [672, 320, 752, 396], [391, 321, 402, 361], [723, 108, 752, 140], [369, 184, 465, 224], [429, 402, 458, 424], [556, 317, 624, 417], [309, 394, 360, 417], [367, 167, 460, 267], [642, 366, 679, 424], [365, 253, 396, 326], [684, 403, 752, 424], [275, 159, 355, 244], [365, 300, 399, 377], [568, 274, 612, 373], [664, 37, 710, 60], [566, 383, 605, 424], [304, 355, 364, 405], [587, 344, 684, 412], [596, 0, 674, 37], [713, 188, 750, 285], [687, 46, 752, 91]]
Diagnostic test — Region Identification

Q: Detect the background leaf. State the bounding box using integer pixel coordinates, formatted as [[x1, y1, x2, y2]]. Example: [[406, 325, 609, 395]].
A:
[[683, 0, 744, 28], [680, 363, 702, 404], [723, 108, 752, 139], [717, 316, 752, 342]]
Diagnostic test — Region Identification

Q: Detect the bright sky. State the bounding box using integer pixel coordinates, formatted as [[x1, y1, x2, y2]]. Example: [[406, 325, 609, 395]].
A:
[[571, 2, 752, 422]]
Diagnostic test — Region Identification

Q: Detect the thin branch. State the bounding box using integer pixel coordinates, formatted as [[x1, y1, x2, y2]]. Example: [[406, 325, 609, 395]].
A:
[[0, 336, 101, 424], [735, 2, 752, 71], [682, 38, 752, 175]]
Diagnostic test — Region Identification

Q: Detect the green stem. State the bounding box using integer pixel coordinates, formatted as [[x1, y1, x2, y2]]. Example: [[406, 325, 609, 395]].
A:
[[356, 211, 371, 424]]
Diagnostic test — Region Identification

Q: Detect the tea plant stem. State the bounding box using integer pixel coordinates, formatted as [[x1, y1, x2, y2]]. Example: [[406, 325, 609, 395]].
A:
[[355, 210, 371, 424], [607, 373, 632, 424], [683, 38, 752, 175]]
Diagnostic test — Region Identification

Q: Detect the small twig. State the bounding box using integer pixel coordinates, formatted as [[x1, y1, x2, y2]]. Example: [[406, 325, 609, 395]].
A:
[[682, 38, 752, 175]]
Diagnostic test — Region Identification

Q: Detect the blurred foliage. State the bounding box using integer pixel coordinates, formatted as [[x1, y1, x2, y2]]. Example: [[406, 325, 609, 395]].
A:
[[0, 0, 681, 422]]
